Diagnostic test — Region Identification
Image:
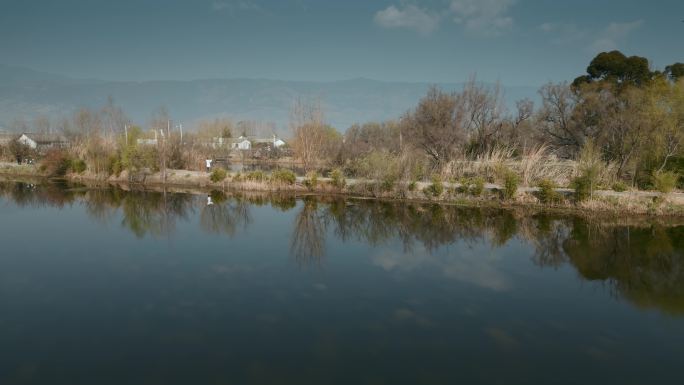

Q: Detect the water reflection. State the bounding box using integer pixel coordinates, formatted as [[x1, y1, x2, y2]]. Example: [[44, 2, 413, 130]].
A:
[[1, 180, 683, 314], [200, 191, 250, 236]]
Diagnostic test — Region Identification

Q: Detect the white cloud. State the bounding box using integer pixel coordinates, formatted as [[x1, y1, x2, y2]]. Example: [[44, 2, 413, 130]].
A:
[[449, 0, 515, 36], [538, 22, 587, 45], [374, 5, 441, 35], [589, 20, 644, 52], [212, 1, 262, 14], [371, 244, 512, 292]]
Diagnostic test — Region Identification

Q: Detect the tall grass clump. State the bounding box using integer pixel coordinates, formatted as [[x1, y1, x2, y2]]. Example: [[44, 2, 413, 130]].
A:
[[272, 169, 296, 185], [501, 169, 519, 200], [210, 167, 227, 183], [444, 146, 514, 182], [329, 168, 346, 189], [470, 177, 485, 197], [424, 175, 444, 197], [536, 179, 561, 204], [305, 171, 318, 191], [245, 170, 266, 182], [571, 140, 605, 202]]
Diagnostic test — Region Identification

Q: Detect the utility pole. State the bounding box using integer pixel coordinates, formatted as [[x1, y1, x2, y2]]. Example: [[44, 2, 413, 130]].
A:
[[179, 123, 183, 143]]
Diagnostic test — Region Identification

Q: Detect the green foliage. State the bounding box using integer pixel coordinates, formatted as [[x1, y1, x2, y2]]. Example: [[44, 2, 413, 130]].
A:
[[107, 155, 122, 176], [574, 50, 653, 88], [652, 171, 679, 194], [537, 179, 561, 204], [502, 169, 519, 200], [612, 181, 628, 192], [572, 141, 602, 202], [408, 181, 417, 192], [121, 144, 158, 172], [470, 177, 485, 197], [70, 159, 87, 174], [329, 168, 346, 189], [571, 175, 592, 202], [245, 170, 266, 182], [304, 171, 318, 191], [210, 167, 227, 183], [381, 175, 397, 192], [424, 175, 444, 197], [272, 169, 296, 185]]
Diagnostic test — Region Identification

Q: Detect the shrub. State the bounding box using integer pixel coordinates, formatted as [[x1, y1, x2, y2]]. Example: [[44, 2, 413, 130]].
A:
[[652, 171, 679, 194], [611, 181, 628, 192], [70, 159, 87, 174], [571, 175, 592, 202], [272, 169, 296, 185], [329, 168, 346, 189], [40, 149, 71, 177], [381, 175, 396, 192], [571, 160, 601, 202], [210, 167, 227, 183], [470, 177, 485, 197], [502, 170, 519, 200], [304, 171, 318, 191], [408, 181, 417, 192], [107, 155, 122, 176], [424, 175, 444, 197], [537, 179, 560, 204]]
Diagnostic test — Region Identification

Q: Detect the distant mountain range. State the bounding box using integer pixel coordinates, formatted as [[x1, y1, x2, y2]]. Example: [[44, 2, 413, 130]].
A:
[[0, 64, 539, 134]]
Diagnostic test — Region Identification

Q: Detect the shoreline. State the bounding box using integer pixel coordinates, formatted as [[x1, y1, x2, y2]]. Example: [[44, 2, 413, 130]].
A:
[[2, 163, 684, 218]]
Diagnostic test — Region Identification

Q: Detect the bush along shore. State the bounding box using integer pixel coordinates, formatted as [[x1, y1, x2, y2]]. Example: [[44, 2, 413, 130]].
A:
[[2, 162, 683, 217]]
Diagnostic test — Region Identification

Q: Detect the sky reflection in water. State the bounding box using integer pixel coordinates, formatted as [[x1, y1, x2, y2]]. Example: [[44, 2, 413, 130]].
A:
[[0, 181, 683, 385]]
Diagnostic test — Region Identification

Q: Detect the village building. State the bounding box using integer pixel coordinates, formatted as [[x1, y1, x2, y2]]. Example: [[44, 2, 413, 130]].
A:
[[14, 133, 69, 150], [231, 136, 252, 150]]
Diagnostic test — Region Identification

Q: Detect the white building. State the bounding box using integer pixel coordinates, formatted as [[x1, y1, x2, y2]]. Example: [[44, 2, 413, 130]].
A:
[[16, 133, 69, 149], [232, 136, 252, 150], [273, 136, 286, 148]]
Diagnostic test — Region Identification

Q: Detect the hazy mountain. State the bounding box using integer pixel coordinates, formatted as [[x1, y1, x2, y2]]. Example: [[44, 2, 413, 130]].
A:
[[0, 64, 538, 134]]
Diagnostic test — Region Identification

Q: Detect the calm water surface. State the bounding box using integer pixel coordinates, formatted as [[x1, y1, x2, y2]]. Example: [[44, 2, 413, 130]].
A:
[[0, 181, 683, 385]]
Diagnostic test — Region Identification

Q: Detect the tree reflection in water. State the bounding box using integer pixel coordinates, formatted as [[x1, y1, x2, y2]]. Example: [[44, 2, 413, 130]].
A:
[[291, 197, 327, 267], [1, 181, 683, 314]]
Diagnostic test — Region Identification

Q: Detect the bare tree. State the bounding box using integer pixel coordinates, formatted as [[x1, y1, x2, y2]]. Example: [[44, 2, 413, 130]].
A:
[[536, 82, 583, 156], [460, 77, 506, 155], [72, 107, 102, 139], [33, 115, 51, 134], [401, 86, 466, 166], [101, 96, 129, 138], [290, 98, 328, 170]]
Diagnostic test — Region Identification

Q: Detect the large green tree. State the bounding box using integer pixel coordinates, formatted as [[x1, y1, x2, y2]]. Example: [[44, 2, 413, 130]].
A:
[[573, 51, 654, 88]]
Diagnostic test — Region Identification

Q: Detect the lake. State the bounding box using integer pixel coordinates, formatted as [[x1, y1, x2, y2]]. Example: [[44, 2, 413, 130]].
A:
[[0, 181, 683, 385]]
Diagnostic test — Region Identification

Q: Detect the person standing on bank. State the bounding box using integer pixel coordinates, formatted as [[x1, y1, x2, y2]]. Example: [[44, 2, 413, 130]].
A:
[[206, 159, 213, 172]]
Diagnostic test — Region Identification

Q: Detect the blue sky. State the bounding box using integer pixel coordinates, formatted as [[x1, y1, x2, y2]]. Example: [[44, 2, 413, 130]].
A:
[[1, 0, 682, 85]]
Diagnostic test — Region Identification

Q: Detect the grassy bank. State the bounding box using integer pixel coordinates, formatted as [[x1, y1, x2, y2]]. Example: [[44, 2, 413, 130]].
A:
[[2, 162, 683, 217]]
